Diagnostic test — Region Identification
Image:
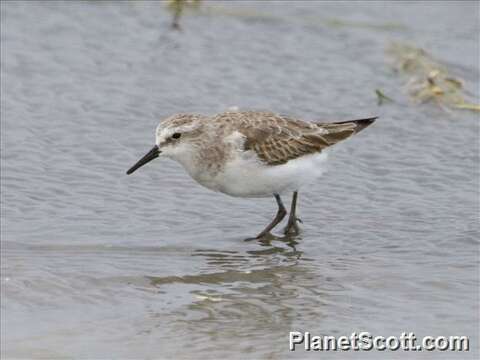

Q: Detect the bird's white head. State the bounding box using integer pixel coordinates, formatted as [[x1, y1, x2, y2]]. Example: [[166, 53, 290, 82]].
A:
[[126, 114, 204, 175]]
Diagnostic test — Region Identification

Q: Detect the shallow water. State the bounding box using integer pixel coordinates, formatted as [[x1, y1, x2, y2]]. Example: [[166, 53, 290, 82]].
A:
[[1, 1, 479, 359]]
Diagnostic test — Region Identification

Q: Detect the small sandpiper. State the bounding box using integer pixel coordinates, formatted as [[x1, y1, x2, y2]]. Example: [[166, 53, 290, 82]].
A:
[[127, 111, 376, 238]]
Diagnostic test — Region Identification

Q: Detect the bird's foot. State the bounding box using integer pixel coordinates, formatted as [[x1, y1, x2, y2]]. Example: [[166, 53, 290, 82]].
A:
[[244, 232, 275, 241], [283, 217, 302, 235]]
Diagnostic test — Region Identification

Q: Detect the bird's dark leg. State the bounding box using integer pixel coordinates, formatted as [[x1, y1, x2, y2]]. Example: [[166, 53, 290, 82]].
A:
[[254, 194, 287, 239], [284, 191, 302, 235]]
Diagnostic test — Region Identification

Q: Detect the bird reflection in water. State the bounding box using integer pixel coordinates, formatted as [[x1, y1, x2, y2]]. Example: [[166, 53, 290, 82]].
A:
[[142, 235, 327, 355]]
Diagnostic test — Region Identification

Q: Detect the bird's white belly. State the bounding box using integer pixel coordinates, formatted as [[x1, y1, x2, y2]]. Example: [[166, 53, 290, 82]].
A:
[[196, 152, 329, 198]]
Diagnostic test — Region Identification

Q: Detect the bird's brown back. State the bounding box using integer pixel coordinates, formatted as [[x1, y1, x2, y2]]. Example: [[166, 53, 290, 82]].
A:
[[210, 111, 376, 166]]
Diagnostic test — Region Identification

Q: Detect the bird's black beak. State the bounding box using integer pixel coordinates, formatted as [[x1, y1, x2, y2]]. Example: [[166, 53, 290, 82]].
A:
[[126, 145, 160, 175]]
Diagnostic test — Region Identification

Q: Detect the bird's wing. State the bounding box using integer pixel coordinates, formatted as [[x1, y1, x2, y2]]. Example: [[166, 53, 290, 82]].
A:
[[236, 112, 376, 166]]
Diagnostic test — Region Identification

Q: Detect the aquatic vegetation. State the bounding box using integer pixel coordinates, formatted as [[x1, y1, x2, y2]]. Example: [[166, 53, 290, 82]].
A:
[[387, 42, 479, 112], [324, 18, 406, 31], [167, 0, 201, 30], [165, 2, 405, 32], [375, 89, 394, 106]]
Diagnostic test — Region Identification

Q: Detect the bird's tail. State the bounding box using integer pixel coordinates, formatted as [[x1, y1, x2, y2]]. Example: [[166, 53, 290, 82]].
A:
[[313, 117, 377, 146], [329, 117, 377, 133]]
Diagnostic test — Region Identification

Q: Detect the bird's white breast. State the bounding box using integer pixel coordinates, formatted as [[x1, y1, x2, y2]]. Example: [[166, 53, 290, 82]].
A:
[[193, 150, 328, 198]]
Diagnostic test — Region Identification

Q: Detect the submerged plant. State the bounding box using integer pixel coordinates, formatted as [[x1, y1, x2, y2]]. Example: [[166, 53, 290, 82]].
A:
[[167, 0, 201, 30], [387, 42, 479, 112], [375, 89, 394, 106]]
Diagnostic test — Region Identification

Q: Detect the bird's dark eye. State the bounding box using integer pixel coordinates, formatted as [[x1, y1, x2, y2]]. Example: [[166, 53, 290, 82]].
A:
[[172, 132, 181, 139]]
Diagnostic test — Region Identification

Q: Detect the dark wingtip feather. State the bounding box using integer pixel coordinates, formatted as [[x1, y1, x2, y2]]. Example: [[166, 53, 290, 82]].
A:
[[333, 116, 377, 132]]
